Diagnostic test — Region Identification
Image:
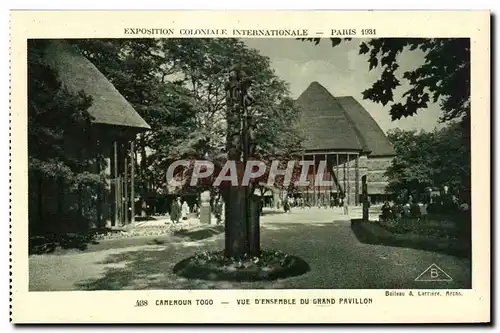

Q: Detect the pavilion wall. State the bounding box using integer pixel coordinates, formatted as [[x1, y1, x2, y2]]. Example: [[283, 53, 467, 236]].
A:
[[282, 151, 394, 207], [297, 151, 362, 206], [365, 155, 394, 203]]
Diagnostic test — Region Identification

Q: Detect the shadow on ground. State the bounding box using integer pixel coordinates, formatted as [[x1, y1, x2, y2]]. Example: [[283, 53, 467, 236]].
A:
[[31, 220, 471, 291], [351, 220, 471, 258], [261, 209, 286, 216], [134, 216, 159, 222], [74, 224, 315, 290], [75, 240, 226, 290], [173, 225, 224, 241], [28, 229, 125, 255]]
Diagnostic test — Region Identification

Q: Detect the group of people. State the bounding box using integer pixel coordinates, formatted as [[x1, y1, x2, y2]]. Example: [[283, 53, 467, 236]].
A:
[[380, 200, 427, 221], [169, 197, 197, 224], [279, 196, 349, 215], [379, 192, 471, 222], [169, 196, 226, 225]]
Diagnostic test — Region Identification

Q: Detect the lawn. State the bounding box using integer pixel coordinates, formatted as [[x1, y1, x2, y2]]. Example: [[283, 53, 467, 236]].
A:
[[377, 213, 471, 240]]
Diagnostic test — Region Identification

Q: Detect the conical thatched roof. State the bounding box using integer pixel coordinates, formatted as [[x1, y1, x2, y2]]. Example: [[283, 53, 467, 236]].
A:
[[295, 82, 395, 156], [336, 96, 395, 157], [43, 40, 151, 131]]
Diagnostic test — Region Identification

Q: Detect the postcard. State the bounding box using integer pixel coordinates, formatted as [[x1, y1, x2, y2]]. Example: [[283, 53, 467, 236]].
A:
[[10, 10, 490, 324]]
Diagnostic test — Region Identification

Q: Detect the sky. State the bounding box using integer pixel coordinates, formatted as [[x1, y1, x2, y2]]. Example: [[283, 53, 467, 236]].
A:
[[243, 38, 443, 134]]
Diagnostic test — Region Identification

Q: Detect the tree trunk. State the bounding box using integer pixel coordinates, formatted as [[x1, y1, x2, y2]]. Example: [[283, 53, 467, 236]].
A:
[[223, 77, 263, 259], [248, 191, 261, 257], [223, 185, 248, 259], [223, 91, 249, 260]]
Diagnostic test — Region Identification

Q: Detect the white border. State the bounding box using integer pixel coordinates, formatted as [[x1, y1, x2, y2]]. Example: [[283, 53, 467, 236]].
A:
[[3, 1, 497, 331]]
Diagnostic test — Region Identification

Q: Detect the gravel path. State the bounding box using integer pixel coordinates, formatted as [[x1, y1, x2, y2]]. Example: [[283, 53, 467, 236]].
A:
[[29, 209, 471, 291]]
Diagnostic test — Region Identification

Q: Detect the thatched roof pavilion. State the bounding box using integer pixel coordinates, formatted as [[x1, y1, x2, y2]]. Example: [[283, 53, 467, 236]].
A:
[[38, 40, 151, 228], [293, 82, 395, 205], [296, 81, 394, 156], [43, 40, 150, 132]]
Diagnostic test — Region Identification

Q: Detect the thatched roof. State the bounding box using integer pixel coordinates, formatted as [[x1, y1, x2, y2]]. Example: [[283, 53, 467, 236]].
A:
[[43, 40, 151, 131], [295, 82, 395, 157], [336, 96, 395, 157]]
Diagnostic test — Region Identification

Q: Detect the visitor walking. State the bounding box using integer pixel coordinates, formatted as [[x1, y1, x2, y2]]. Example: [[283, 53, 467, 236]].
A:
[[214, 199, 223, 225], [170, 197, 182, 224], [284, 197, 291, 213], [193, 203, 199, 217], [418, 201, 428, 221], [342, 197, 349, 215], [181, 200, 189, 220], [381, 201, 392, 221]]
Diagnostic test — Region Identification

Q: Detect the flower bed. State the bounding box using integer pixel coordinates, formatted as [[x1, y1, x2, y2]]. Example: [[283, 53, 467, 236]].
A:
[[93, 225, 183, 241], [173, 249, 310, 282]]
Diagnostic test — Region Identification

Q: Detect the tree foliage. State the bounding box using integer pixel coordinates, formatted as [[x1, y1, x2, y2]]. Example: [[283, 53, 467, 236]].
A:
[[166, 38, 303, 159], [385, 122, 470, 200], [29, 37, 302, 241], [301, 38, 470, 123], [72, 38, 303, 198], [28, 40, 111, 232], [28, 39, 105, 189], [71, 39, 199, 195]]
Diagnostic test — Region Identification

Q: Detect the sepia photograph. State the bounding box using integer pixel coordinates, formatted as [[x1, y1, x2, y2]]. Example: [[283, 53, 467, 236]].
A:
[[27, 36, 472, 292], [9, 8, 492, 324]]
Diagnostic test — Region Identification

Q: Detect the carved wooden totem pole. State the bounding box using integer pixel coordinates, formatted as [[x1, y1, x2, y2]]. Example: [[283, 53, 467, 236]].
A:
[[223, 64, 259, 259]]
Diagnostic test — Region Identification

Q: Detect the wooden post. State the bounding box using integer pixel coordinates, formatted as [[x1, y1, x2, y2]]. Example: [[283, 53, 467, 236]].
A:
[[355, 154, 360, 206], [96, 140, 102, 228], [347, 153, 350, 205], [302, 155, 306, 204], [362, 175, 369, 221], [124, 142, 129, 225], [109, 144, 115, 225], [336, 153, 340, 198], [118, 175, 123, 226], [113, 141, 119, 226], [343, 155, 346, 200], [324, 153, 328, 204], [312, 154, 317, 206], [130, 140, 135, 224]]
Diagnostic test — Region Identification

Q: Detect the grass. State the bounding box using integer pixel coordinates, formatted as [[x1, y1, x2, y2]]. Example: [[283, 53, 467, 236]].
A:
[[377, 213, 471, 240], [351, 213, 471, 258]]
